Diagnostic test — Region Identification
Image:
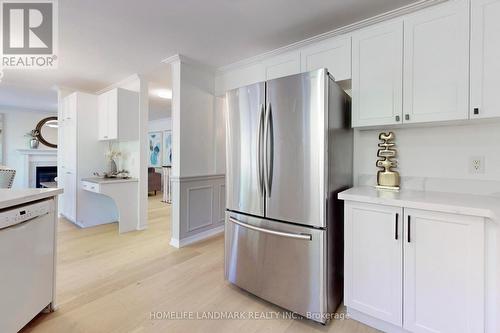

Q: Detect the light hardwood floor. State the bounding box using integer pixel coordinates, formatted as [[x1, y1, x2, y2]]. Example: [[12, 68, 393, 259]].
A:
[[23, 194, 378, 333]]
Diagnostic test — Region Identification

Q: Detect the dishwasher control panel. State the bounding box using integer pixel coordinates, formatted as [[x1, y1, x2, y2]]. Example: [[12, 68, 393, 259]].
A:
[[0, 199, 53, 230]]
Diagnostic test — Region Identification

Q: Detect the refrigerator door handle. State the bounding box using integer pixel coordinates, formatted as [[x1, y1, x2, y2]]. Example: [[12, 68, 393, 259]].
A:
[[257, 104, 265, 196], [229, 217, 312, 240], [264, 103, 274, 196]]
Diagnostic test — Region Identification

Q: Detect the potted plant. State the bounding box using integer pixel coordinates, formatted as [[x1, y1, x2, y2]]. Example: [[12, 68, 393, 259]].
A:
[[25, 129, 40, 149]]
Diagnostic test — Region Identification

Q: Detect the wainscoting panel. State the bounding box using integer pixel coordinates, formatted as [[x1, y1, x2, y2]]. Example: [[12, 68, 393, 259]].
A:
[[187, 186, 213, 232], [171, 174, 225, 247]]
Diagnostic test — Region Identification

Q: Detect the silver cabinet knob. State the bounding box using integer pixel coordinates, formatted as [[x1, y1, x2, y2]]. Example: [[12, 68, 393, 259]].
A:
[[395, 115, 400, 122], [405, 114, 410, 121]]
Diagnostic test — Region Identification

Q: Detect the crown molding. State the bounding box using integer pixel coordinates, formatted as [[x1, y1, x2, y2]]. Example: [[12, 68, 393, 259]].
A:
[[52, 83, 103, 95], [161, 54, 182, 64], [162, 54, 216, 74], [217, 0, 447, 74], [95, 73, 141, 95]]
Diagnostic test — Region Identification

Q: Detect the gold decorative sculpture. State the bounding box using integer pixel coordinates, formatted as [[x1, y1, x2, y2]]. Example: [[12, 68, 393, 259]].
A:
[[376, 132, 400, 190]]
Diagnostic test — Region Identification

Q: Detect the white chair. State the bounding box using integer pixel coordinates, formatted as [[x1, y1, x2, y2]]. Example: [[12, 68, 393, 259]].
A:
[[0, 166, 16, 189]]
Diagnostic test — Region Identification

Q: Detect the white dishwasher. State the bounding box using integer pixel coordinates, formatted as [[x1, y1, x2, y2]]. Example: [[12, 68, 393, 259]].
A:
[[0, 199, 56, 333]]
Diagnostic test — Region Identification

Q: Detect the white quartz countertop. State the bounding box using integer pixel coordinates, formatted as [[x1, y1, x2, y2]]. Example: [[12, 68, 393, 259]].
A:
[[81, 177, 139, 184], [0, 188, 63, 210], [338, 186, 500, 220]]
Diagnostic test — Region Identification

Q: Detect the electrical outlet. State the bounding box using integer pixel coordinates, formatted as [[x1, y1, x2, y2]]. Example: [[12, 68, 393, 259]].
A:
[[469, 156, 485, 174]]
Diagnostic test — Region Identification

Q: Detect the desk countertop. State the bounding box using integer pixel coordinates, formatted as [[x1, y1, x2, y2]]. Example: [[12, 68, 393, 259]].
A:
[[81, 177, 139, 184]]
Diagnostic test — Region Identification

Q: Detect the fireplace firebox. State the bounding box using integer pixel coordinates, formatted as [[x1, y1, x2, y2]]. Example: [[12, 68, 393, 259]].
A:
[[35, 166, 57, 188]]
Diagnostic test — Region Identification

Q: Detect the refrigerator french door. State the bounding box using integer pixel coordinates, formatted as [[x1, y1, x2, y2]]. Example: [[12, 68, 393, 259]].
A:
[[225, 68, 352, 323], [225, 82, 265, 217], [265, 71, 327, 227]]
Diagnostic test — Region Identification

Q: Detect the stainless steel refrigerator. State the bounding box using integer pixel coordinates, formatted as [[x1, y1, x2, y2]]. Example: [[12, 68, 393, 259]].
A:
[[224, 68, 353, 323]]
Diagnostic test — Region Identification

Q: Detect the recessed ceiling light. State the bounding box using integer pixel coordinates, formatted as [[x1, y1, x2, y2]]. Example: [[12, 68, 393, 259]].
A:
[[157, 89, 172, 99]]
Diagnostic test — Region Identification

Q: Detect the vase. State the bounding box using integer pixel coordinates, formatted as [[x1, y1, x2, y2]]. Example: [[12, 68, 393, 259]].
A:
[[110, 159, 117, 173], [30, 138, 39, 149], [113, 158, 122, 172]]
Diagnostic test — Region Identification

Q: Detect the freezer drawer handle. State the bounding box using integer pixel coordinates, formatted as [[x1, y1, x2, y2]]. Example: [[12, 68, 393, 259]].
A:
[[229, 217, 312, 241]]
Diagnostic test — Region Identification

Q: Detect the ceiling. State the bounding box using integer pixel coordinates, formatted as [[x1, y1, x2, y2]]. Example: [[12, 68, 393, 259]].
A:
[[0, 84, 58, 112], [0, 0, 419, 113]]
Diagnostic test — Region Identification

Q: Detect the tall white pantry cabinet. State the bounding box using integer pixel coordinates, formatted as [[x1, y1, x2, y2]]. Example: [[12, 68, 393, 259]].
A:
[[58, 92, 117, 227]]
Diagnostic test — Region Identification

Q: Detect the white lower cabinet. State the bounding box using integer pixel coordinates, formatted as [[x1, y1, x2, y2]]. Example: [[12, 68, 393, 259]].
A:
[[345, 202, 485, 333], [403, 209, 484, 333], [345, 202, 403, 326]]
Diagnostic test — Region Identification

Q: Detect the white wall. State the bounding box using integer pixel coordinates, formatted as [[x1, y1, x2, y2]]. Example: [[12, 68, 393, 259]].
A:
[[354, 121, 500, 195], [169, 56, 225, 247], [178, 62, 217, 177], [0, 107, 57, 188], [214, 97, 226, 174]]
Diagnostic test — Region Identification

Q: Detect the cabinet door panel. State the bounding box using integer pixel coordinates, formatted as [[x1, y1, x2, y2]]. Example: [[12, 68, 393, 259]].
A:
[[470, 0, 500, 119], [352, 20, 403, 127], [403, 0, 469, 123], [97, 94, 108, 140], [403, 209, 484, 333], [107, 90, 118, 139], [301, 37, 351, 81], [345, 202, 403, 326], [264, 52, 301, 81], [63, 172, 76, 222], [64, 95, 77, 173]]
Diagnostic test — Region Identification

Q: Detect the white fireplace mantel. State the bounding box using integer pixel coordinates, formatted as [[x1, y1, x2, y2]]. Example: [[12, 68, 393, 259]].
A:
[[17, 149, 58, 188], [17, 149, 58, 156]]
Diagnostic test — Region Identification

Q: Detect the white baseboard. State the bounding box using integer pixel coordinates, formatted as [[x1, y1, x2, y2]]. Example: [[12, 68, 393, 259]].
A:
[[169, 238, 180, 248], [170, 225, 224, 248], [347, 308, 408, 333]]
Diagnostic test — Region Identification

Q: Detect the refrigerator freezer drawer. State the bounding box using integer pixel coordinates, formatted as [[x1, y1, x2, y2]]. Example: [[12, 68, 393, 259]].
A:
[[225, 212, 327, 321]]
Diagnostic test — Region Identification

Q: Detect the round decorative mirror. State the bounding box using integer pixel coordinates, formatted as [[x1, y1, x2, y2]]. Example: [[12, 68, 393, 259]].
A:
[[35, 116, 58, 148]]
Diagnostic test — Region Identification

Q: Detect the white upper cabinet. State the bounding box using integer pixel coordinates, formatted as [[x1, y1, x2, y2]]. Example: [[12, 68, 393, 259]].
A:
[[215, 62, 266, 94], [403, 208, 484, 333], [470, 0, 500, 119], [345, 202, 403, 326], [263, 51, 301, 81], [300, 37, 351, 81], [352, 20, 404, 127], [98, 88, 139, 141], [403, 0, 469, 124]]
